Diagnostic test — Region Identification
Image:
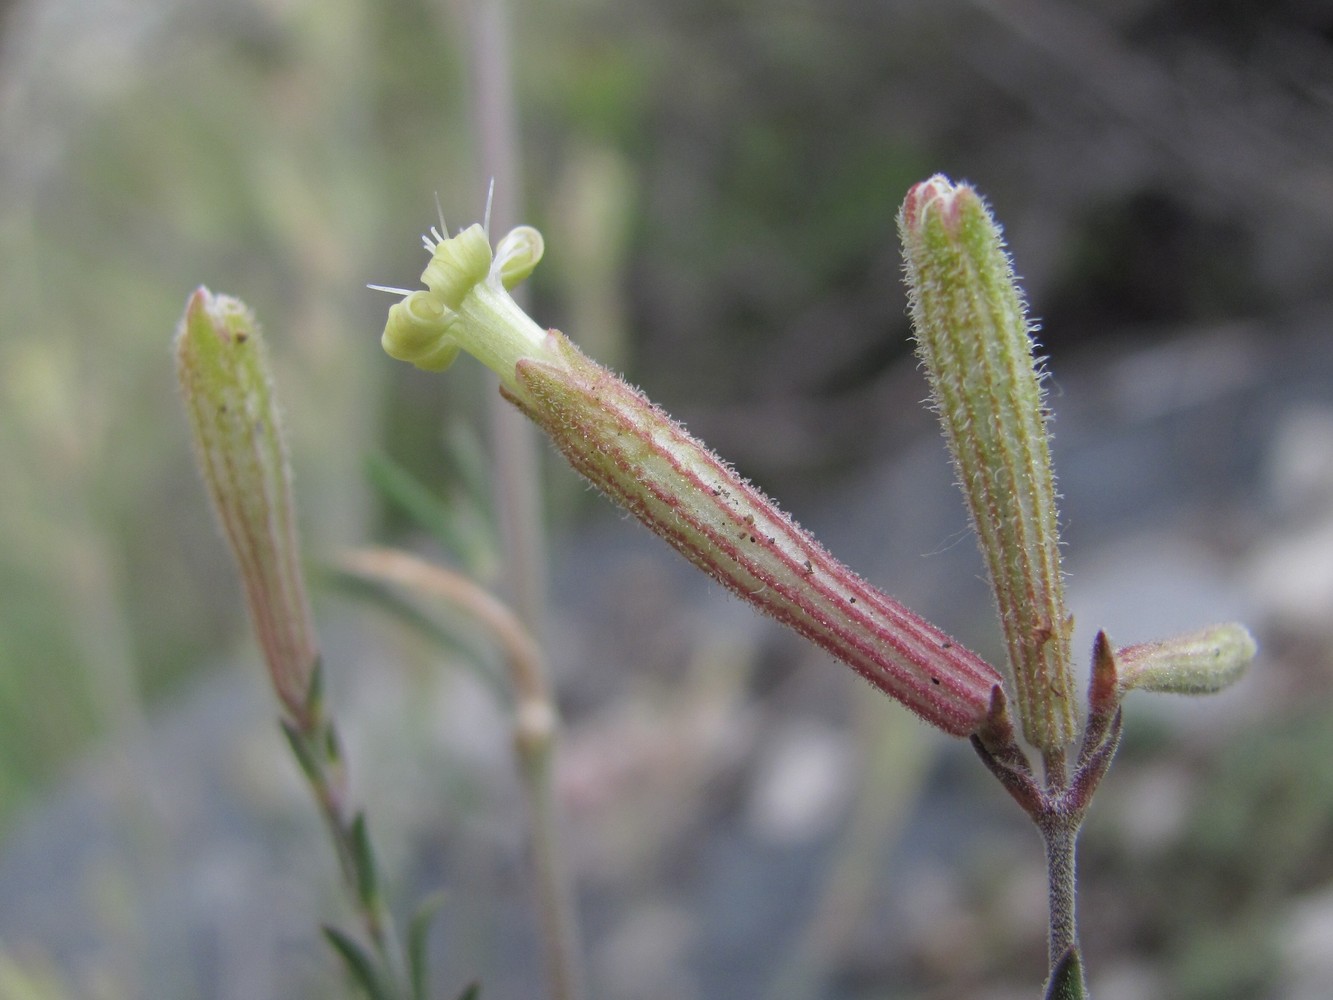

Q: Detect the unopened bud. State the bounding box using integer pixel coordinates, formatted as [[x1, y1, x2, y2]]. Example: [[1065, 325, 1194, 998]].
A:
[[1117, 622, 1256, 696], [899, 175, 1075, 750], [176, 288, 318, 722]]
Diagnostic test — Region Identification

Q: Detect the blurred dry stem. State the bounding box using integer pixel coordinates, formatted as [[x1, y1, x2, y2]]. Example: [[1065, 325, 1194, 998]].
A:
[[457, 0, 585, 990], [337, 545, 583, 1000]]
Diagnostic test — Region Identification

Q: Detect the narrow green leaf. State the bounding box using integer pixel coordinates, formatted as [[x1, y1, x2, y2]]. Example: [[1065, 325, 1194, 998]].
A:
[[1044, 946, 1087, 1000], [304, 657, 327, 720], [279, 719, 321, 785], [364, 451, 494, 575], [407, 891, 448, 1000], [440, 423, 496, 537], [454, 982, 481, 1000], [322, 925, 395, 1000], [349, 812, 380, 909]]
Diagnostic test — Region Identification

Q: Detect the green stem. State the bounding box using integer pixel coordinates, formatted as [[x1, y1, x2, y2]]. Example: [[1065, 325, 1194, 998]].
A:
[[291, 706, 410, 996], [464, 0, 549, 633], [338, 547, 585, 1000]]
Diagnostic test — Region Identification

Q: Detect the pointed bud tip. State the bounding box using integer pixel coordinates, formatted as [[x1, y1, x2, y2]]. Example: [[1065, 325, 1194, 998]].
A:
[[1089, 630, 1120, 714], [901, 175, 978, 234]]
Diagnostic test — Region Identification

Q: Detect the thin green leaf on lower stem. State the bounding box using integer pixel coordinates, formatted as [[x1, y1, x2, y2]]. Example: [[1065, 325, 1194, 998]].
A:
[[280, 718, 322, 785], [349, 812, 381, 912], [408, 891, 448, 1000], [323, 925, 396, 1000]]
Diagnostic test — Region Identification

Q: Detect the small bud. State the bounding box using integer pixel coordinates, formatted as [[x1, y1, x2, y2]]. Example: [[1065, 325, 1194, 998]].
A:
[[898, 176, 1075, 751], [176, 287, 318, 722], [1116, 622, 1256, 696]]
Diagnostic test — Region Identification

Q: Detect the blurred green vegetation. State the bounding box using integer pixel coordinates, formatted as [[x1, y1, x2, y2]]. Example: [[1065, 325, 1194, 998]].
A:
[[0, 0, 455, 819], [0, 0, 940, 825]]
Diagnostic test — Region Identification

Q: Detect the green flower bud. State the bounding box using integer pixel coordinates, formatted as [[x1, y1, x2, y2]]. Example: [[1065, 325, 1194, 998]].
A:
[[898, 175, 1075, 751], [175, 288, 318, 722], [1117, 622, 1256, 696]]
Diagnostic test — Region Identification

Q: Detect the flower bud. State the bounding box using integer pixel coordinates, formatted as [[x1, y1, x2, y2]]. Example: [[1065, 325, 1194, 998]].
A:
[[1116, 622, 1256, 696], [176, 287, 318, 721], [899, 176, 1075, 750]]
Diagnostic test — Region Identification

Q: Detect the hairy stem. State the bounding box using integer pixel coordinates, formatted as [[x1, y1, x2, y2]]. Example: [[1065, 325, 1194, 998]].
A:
[[1039, 812, 1080, 971]]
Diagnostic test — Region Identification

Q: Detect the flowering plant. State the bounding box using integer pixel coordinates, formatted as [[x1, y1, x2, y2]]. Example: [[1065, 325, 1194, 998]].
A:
[[179, 176, 1255, 999], [377, 175, 1254, 996]]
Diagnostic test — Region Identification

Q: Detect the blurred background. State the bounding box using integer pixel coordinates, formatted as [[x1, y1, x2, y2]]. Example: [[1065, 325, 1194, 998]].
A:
[[1, 0, 1332, 997]]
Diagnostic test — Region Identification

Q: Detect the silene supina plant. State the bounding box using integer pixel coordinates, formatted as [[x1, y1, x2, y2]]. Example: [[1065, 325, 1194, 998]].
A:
[[379, 176, 1256, 997]]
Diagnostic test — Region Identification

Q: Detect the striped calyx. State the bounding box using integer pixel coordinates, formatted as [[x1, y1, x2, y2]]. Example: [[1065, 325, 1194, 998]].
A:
[[503, 334, 1001, 735]]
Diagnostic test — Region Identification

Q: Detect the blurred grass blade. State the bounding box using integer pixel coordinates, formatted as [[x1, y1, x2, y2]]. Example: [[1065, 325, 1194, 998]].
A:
[[365, 451, 495, 576], [408, 891, 448, 1000], [320, 569, 507, 702], [349, 812, 380, 910], [322, 925, 396, 1000], [441, 421, 496, 527], [454, 983, 481, 1000]]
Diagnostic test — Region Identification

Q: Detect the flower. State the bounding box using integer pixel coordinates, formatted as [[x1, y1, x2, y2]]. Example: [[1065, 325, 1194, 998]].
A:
[[377, 221, 1002, 736]]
